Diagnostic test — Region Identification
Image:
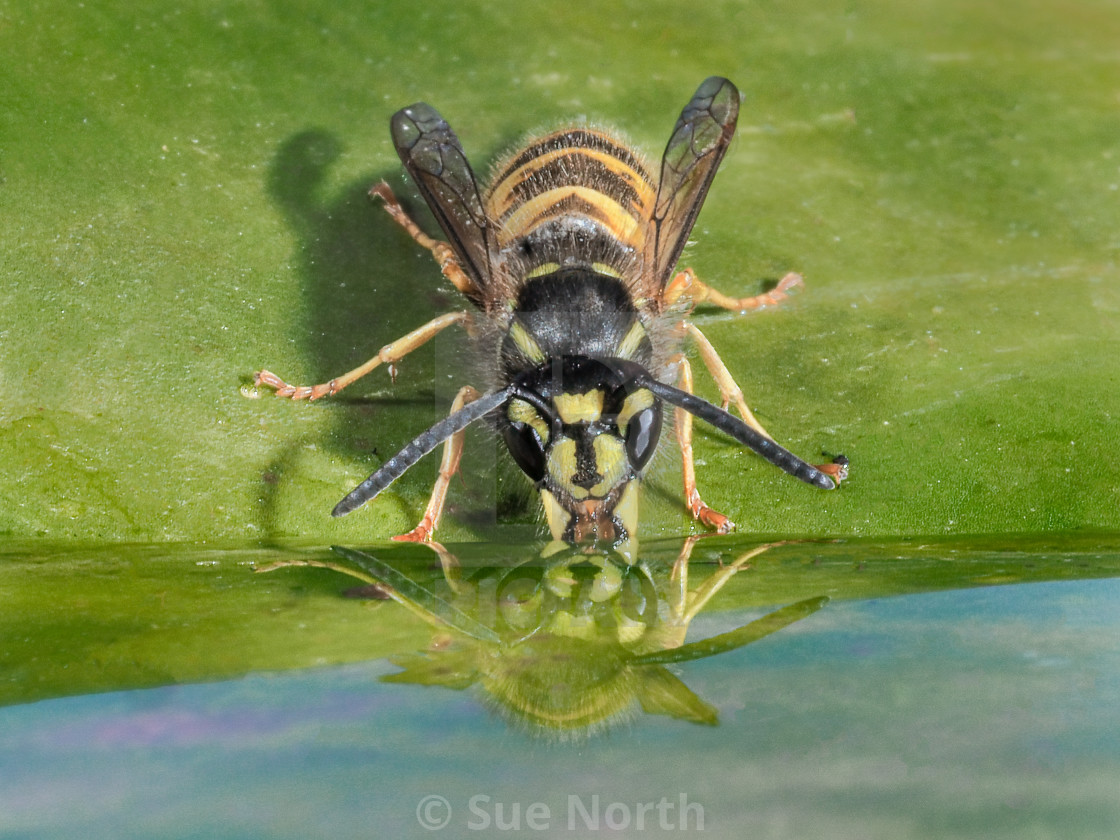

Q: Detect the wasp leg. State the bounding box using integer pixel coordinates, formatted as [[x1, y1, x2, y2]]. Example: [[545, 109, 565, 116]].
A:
[[680, 542, 784, 623], [254, 557, 379, 581], [255, 310, 469, 400], [687, 323, 846, 482], [686, 322, 773, 439], [674, 356, 736, 534], [392, 385, 481, 543], [370, 181, 483, 301], [664, 267, 803, 312], [658, 537, 782, 648], [669, 534, 704, 610]]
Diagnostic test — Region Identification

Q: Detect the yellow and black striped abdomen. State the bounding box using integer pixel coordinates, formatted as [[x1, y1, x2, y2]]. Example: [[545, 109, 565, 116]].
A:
[[485, 128, 656, 274]]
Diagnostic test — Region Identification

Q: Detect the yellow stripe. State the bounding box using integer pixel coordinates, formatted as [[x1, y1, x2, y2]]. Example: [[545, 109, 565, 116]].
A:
[[540, 489, 571, 541], [488, 146, 656, 217], [497, 187, 641, 247], [507, 321, 546, 364], [612, 480, 640, 541], [591, 262, 622, 279], [588, 436, 628, 497], [548, 439, 586, 500], [614, 320, 647, 360], [508, 397, 550, 443], [524, 261, 561, 279]]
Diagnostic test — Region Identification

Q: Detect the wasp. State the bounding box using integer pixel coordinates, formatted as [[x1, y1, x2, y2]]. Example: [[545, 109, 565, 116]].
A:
[[256, 77, 847, 544]]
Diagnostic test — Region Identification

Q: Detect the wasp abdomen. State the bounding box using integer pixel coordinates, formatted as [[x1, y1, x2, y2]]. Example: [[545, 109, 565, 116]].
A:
[[488, 128, 656, 276]]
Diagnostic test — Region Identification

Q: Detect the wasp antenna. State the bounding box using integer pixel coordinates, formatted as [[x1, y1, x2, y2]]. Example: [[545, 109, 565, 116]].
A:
[[630, 596, 830, 665], [637, 377, 837, 490], [332, 388, 511, 517]]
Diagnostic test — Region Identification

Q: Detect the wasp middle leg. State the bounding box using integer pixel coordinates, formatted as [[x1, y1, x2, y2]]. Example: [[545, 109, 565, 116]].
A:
[[255, 310, 469, 400]]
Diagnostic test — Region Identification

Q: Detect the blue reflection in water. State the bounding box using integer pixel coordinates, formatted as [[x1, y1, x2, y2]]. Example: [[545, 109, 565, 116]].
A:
[[2, 578, 1118, 840]]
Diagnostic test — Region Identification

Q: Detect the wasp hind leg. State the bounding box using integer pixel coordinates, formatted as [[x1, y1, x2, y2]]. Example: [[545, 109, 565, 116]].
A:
[[392, 385, 481, 543], [370, 181, 483, 301], [664, 267, 804, 313], [254, 310, 469, 400], [674, 355, 736, 533]]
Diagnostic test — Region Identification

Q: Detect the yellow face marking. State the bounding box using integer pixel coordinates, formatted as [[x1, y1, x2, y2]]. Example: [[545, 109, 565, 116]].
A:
[[506, 321, 546, 364], [612, 480, 641, 544], [497, 187, 642, 249], [588, 435, 628, 497], [540, 489, 571, 542], [524, 261, 561, 279], [614, 319, 647, 360], [508, 397, 550, 444], [547, 438, 587, 500], [553, 391, 604, 425], [616, 387, 654, 435]]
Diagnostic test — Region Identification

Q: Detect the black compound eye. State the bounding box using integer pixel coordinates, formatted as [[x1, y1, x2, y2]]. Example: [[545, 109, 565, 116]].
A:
[[502, 422, 548, 483], [624, 404, 662, 471]]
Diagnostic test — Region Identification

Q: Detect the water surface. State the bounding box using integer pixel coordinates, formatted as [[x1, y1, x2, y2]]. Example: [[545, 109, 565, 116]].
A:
[[2, 537, 1118, 839]]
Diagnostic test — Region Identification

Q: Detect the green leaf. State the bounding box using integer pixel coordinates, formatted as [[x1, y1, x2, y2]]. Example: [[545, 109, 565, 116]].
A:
[[3, 0, 1118, 543]]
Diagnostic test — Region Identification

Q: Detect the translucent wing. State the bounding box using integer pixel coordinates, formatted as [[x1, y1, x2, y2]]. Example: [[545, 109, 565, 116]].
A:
[[648, 77, 740, 289], [390, 103, 493, 296]]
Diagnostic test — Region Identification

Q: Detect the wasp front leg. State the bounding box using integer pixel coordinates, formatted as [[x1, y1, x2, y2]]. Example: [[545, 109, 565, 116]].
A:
[[254, 311, 469, 400], [673, 355, 736, 534], [664, 267, 803, 313], [392, 385, 481, 543]]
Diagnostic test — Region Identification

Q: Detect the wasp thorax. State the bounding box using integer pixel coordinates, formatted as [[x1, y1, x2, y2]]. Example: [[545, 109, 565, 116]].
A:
[[499, 356, 663, 543]]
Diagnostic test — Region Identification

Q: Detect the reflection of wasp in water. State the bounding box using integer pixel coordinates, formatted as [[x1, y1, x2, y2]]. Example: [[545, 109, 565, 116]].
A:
[[259, 540, 827, 738], [256, 77, 847, 544]]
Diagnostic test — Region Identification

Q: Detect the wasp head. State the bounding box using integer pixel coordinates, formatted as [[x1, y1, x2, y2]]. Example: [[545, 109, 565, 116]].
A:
[[500, 356, 662, 544]]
